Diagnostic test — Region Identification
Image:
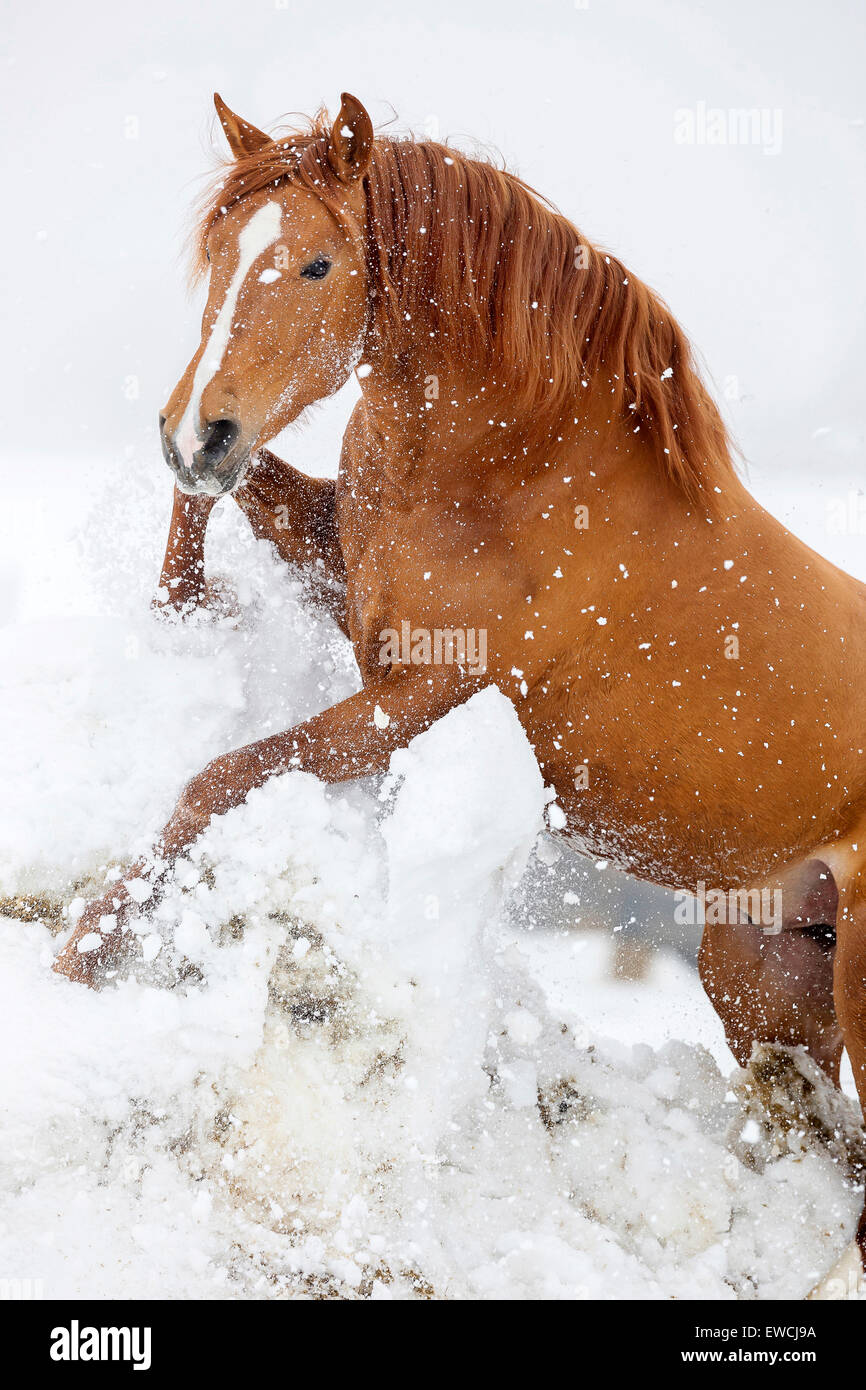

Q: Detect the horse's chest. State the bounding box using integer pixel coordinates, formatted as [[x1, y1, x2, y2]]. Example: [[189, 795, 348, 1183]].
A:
[[337, 495, 497, 678], [344, 528, 398, 657]]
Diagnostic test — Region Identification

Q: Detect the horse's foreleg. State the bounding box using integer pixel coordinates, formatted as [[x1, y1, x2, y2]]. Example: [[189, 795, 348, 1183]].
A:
[[158, 663, 483, 852], [53, 665, 484, 985], [155, 451, 346, 624], [155, 487, 217, 614], [233, 448, 347, 630]]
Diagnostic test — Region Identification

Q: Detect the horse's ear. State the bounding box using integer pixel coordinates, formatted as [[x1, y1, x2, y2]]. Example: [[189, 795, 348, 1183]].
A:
[[327, 93, 374, 183], [214, 93, 272, 159]]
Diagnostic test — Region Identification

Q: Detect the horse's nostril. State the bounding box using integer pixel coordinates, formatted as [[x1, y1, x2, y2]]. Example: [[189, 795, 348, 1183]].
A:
[[196, 418, 240, 471], [159, 414, 181, 472]]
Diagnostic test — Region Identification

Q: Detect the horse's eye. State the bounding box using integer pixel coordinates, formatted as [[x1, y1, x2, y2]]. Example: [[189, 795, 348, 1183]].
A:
[[300, 255, 332, 281], [205, 248, 210, 263]]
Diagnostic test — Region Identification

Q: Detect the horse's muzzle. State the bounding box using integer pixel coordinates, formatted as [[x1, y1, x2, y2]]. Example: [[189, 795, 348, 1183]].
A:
[[159, 414, 246, 496]]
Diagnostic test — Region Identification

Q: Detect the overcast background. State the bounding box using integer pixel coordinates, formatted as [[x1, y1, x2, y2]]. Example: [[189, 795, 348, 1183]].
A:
[[2, 0, 864, 596]]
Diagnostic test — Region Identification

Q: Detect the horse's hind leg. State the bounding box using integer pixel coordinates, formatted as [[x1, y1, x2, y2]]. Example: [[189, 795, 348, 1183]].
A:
[[699, 919, 843, 1081], [829, 868, 866, 1278], [699, 858, 866, 1298], [698, 860, 843, 1082]]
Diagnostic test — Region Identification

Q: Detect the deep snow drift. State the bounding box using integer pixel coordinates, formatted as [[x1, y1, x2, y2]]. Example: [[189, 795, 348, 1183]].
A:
[[0, 465, 863, 1301]]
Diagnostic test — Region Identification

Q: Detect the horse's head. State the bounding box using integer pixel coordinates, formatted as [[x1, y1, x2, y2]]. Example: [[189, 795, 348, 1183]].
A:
[[160, 93, 373, 496]]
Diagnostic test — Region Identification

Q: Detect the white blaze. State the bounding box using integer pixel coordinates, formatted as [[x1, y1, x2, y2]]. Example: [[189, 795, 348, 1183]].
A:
[[176, 200, 283, 471]]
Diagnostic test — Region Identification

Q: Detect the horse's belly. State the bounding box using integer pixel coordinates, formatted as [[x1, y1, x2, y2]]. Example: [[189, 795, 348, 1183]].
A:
[[552, 792, 690, 885]]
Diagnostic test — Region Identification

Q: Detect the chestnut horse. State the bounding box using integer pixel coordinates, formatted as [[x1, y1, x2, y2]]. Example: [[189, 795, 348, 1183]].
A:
[[54, 93, 866, 1293]]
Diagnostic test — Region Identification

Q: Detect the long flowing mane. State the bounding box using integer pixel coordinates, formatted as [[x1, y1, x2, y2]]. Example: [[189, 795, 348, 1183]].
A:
[[193, 112, 736, 508]]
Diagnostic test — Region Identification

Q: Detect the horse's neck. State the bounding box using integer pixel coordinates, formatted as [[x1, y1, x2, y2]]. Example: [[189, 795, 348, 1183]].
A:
[[355, 352, 673, 505], [354, 346, 769, 551], [355, 354, 526, 489]]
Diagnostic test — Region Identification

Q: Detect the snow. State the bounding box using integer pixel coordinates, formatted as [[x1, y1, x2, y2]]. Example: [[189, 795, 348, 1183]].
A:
[[0, 470, 863, 1301], [1, 0, 864, 1302]]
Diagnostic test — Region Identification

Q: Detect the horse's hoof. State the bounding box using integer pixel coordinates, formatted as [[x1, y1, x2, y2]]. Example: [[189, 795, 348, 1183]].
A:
[[808, 1240, 865, 1299], [51, 946, 100, 989], [153, 577, 240, 623], [202, 576, 240, 618], [52, 920, 127, 989]]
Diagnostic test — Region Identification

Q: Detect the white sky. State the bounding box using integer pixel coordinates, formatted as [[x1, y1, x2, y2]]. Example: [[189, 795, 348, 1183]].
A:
[[1, 0, 863, 531]]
